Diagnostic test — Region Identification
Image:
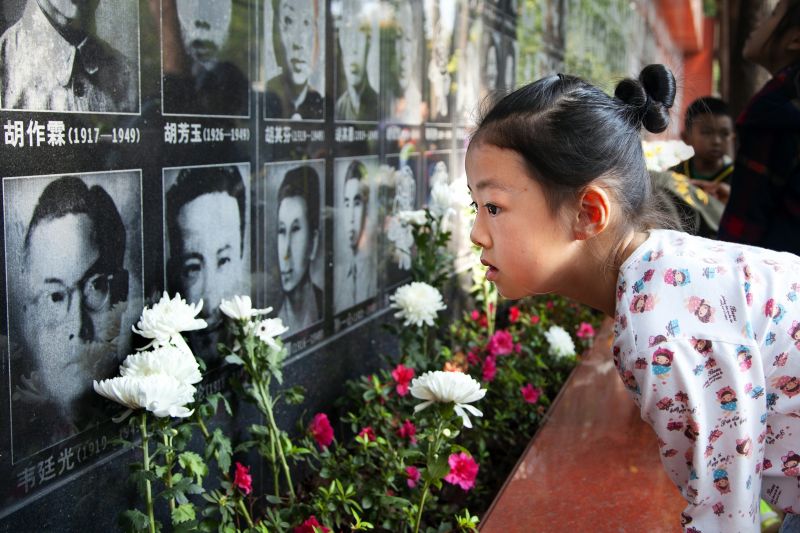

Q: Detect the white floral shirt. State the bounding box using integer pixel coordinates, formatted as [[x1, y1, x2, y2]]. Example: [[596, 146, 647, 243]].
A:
[[613, 229, 800, 533]]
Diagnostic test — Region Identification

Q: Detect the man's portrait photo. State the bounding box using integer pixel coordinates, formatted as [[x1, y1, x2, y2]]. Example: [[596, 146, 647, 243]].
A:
[[264, 160, 325, 337], [380, 153, 418, 288], [424, 0, 455, 123], [387, 0, 422, 124], [334, 156, 377, 314], [0, 0, 140, 113], [454, 16, 481, 125], [161, 0, 250, 117], [4, 171, 142, 460], [333, 0, 379, 122], [264, 0, 325, 121], [164, 163, 250, 365]]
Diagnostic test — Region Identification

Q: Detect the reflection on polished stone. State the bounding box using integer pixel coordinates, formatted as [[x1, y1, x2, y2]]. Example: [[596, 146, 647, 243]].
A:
[[481, 318, 685, 533]]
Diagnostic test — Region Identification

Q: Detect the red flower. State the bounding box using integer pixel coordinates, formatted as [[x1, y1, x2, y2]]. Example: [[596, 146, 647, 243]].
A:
[[482, 355, 497, 382], [546, 300, 554, 310], [309, 413, 334, 449], [397, 419, 417, 444], [357, 426, 376, 442], [405, 466, 421, 488], [391, 364, 415, 396], [233, 462, 252, 495], [509, 306, 520, 323], [294, 516, 331, 533], [443, 452, 479, 491], [467, 351, 481, 366], [487, 330, 514, 356], [530, 315, 541, 325], [470, 310, 480, 321], [520, 384, 541, 404], [576, 322, 596, 339]]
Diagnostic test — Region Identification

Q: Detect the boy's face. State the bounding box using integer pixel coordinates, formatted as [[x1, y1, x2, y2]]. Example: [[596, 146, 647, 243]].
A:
[[682, 114, 734, 166]]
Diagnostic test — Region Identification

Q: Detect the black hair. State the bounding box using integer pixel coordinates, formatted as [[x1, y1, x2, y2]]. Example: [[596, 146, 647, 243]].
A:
[[470, 64, 676, 235], [684, 96, 731, 130], [278, 165, 320, 231], [166, 165, 246, 257], [766, 0, 800, 53], [24, 175, 128, 304], [25, 175, 125, 272]]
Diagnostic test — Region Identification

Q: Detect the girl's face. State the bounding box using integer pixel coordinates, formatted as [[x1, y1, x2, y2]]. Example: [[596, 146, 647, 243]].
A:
[[744, 0, 799, 72], [654, 355, 670, 366], [467, 144, 576, 300], [698, 303, 710, 318]]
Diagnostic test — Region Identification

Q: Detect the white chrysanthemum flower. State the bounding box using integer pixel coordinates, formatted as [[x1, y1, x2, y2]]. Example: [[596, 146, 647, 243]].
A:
[[255, 318, 288, 351], [386, 217, 413, 270], [429, 179, 452, 218], [132, 292, 207, 349], [396, 209, 428, 226], [544, 325, 576, 358], [642, 140, 695, 171], [410, 371, 486, 428], [220, 295, 272, 321], [93, 374, 196, 418], [390, 282, 446, 327], [120, 345, 201, 386]]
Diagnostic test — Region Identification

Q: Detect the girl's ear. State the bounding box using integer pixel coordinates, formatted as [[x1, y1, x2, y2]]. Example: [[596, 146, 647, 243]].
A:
[[787, 26, 800, 52], [573, 185, 611, 240]]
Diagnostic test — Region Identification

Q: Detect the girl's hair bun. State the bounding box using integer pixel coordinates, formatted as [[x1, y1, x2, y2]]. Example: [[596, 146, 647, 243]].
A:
[[614, 64, 676, 133]]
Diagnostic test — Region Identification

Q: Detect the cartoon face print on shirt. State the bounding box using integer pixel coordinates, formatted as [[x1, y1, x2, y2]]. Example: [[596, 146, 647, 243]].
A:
[[690, 337, 713, 356], [642, 249, 664, 262], [616, 279, 627, 301], [664, 268, 691, 286], [713, 468, 731, 494], [781, 451, 800, 476], [651, 347, 674, 377], [687, 296, 715, 323], [684, 418, 700, 442], [630, 294, 656, 313], [788, 321, 800, 348], [717, 386, 738, 411], [772, 375, 800, 398], [632, 268, 655, 293], [736, 345, 753, 371], [764, 298, 787, 325], [736, 437, 753, 457]]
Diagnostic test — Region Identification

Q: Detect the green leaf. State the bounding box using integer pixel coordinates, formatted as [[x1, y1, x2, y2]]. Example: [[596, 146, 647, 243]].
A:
[[179, 451, 208, 484], [210, 428, 233, 473], [119, 509, 150, 532], [425, 454, 450, 482], [172, 503, 196, 525], [224, 354, 245, 366]]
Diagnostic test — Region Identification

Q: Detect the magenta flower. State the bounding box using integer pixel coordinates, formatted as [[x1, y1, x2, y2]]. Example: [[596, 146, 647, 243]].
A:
[[392, 363, 415, 396], [309, 413, 334, 449], [294, 516, 330, 533], [405, 466, 421, 488], [443, 452, 479, 491], [509, 306, 520, 323], [233, 462, 252, 495], [357, 426, 376, 442], [576, 322, 596, 339], [520, 384, 541, 404], [487, 330, 514, 356], [397, 419, 417, 444], [482, 355, 497, 382]]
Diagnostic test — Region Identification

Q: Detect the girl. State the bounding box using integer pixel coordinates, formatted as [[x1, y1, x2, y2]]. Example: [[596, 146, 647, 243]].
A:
[[718, 0, 800, 255], [467, 65, 800, 533]]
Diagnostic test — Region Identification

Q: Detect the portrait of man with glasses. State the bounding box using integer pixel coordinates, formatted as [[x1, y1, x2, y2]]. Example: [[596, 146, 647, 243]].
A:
[[4, 172, 141, 459]]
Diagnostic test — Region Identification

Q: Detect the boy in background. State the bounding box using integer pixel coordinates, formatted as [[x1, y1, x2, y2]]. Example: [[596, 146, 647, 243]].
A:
[[670, 96, 735, 203]]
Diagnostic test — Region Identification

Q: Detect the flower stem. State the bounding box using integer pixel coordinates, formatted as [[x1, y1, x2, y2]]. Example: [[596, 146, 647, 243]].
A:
[[258, 378, 295, 500], [413, 480, 431, 533], [162, 429, 175, 513], [237, 498, 255, 528], [269, 426, 279, 498], [140, 413, 156, 533]]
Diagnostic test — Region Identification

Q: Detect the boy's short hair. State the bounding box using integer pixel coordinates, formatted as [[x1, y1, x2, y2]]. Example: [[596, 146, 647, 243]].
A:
[[684, 97, 731, 130]]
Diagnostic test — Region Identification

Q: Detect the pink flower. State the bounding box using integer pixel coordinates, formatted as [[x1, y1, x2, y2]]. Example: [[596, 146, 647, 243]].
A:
[[530, 315, 540, 325], [358, 426, 376, 442], [405, 466, 421, 488], [294, 516, 330, 533], [520, 384, 541, 404], [509, 306, 520, 323], [443, 452, 479, 491], [392, 364, 415, 396], [576, 322, 596, 339], [397, 419, 417, 444], [233, 462, 252, 495], [482, 355, 497, 382], [546, 300, 554, 310], [514, 343, 522, 354], [470, 310, 480, 321], [467, 351, 481, 366], [487, 330, 514, 356], [309, 413, 334, 449]]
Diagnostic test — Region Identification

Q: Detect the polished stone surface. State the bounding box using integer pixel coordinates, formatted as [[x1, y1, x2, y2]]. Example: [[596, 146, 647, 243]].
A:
[[480, 318, 686, 532]]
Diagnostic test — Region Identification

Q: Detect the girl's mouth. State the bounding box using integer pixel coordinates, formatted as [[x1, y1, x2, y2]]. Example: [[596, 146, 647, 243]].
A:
[[481, 258, 498, 281]]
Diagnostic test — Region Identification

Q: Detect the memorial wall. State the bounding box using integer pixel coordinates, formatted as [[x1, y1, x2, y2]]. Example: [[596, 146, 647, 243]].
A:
[[0, 0, 683, 529]]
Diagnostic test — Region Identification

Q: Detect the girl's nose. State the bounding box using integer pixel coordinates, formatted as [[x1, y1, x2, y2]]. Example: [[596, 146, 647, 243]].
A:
[[470, 214, 490, 249]]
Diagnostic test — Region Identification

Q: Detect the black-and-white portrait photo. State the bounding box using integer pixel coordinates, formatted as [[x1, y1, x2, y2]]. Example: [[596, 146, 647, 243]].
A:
[[334, 156, 378, 314], [162, 0, 250, 117], [264, 161, 325, 337], [4, 171, 143, 460], [333, 0, 379, 122], [424, 0, 455, 123], [387, 0, 422, 124], [164, 163, 250, 363], [483, 30, 502, 94], [502, 35, 517, 90], [381, 153, 419, 288], [454, 16, 481, 125], [0, 0, 140, 114], [264, 0, 325, 121]]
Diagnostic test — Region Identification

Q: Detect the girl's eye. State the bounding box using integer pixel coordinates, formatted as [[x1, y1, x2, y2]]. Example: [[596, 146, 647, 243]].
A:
[[486, 203, 499, 216]]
